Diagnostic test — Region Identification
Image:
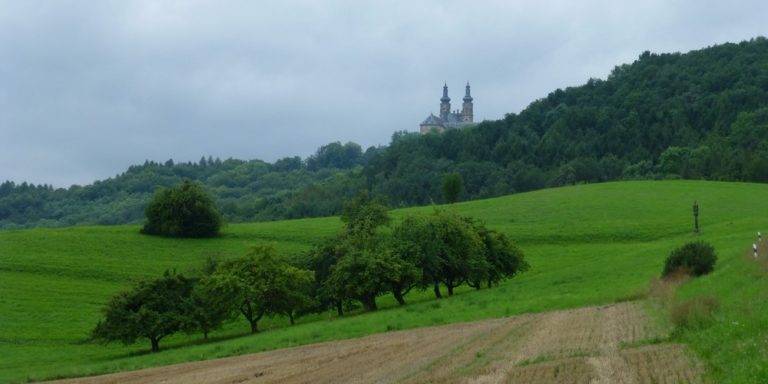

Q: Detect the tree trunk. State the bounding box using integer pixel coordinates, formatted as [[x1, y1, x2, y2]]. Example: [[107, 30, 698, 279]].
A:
[[447, 284, 454, 296], [242, 303, 263, 333], [203, 331, 208, 340], [150, 337, 160, 352], [361, 295, 378, 311], [487, 279, 493, 289], [433, 283, 442, 299], [288, 311, 295, 325], [392, 289, 406, 306]]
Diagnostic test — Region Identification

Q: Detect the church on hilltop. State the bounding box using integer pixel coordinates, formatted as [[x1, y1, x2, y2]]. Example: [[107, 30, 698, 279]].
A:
[[419, 83, 476, 133]]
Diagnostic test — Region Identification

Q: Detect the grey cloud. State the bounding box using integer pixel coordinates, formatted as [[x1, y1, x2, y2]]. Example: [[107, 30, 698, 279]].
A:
[[1, 0, 767, 187]]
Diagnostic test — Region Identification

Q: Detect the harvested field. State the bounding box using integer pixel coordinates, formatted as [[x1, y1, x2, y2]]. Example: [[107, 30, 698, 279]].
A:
[[52, 302, 702, 384]]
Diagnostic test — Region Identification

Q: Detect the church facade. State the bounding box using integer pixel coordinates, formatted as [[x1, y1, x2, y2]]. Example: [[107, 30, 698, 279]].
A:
[[420, 83, 475, 133]]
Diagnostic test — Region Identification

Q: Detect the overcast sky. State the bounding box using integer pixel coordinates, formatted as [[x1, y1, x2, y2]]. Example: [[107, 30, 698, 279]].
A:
[[1, 1, 766, 187]]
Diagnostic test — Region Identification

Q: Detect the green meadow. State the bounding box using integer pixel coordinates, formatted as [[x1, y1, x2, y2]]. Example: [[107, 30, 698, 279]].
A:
[[1, 180, 767, 382]]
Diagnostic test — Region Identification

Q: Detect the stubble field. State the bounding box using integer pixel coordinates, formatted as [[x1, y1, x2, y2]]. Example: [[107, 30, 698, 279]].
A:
[[53, 302, 701, 384]]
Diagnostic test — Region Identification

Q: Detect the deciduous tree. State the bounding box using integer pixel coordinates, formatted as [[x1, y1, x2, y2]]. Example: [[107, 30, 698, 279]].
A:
[[92, 271, 195, 352], [210, 244, 313, 333], [340, 191, 390, 247], [466, 220, 529, 289], [186, 275, 238, 339], [141, 180, 222, 238]]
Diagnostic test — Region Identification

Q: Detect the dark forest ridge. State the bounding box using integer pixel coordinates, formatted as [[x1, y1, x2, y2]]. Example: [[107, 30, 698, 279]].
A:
[[3, 37, 768, 229]]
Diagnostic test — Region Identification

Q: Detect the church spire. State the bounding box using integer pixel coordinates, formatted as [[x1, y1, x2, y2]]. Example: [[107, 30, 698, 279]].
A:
[[440, 83, 451, 120], [461, 82, 474, 123], [463, 82, 473, 102]]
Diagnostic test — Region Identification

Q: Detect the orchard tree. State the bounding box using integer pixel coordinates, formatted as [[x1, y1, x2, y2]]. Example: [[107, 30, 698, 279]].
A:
[[210, 244, 313, 333], [141, 180, 222, 238], [306, 193, 397, 312], [340, 191, 390, 247], [185, 275, 238, 339], [327, 191, 417, 309], [393, 211, 487, 298], [92, 271, 195, 352], [384, 237, 421, 305], [324, 246, 406, 311], [467, 220, 529, 289], [392, 214, 444, 298], [431, 210, 487, 296], [305, 238, 347, 316]]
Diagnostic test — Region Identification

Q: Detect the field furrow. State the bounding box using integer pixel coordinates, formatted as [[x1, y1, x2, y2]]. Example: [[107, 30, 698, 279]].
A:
[[51, 301, 702, 384]]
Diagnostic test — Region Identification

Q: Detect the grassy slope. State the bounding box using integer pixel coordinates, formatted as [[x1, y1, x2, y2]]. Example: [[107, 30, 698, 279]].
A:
[[0, 180, 766, 382], [673, 239, 768, 381]]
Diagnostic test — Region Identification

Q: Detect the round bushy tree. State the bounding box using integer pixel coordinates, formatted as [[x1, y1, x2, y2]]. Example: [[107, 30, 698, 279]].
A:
[[663, 240, 717, 277], [142, 180, 222, 238]]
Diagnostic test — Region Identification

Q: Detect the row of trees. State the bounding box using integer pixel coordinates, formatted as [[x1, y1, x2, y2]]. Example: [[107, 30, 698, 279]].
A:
[[92, 195, 528, 351], [306, 193, 528, 313], [92, 245, 315, 352]]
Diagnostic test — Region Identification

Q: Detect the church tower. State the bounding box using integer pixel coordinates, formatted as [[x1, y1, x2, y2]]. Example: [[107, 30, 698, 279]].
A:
[[461, 82, 474, 123], [440, 83, 451, 121], [420, 82, 476, 133]]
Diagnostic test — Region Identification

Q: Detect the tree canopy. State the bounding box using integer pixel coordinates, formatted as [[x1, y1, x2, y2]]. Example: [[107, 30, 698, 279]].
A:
[[141, 180, 222, 238], [91, 271, 195, 352], [208, 244, 313, 333], [310, 194, 528, 312]]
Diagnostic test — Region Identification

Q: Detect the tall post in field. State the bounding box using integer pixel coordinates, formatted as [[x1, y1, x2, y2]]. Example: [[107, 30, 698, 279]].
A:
[[693, 200, 699, 234]]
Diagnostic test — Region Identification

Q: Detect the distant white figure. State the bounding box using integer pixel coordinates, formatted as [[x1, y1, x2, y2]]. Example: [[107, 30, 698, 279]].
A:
[[753, 243, 758, 258]]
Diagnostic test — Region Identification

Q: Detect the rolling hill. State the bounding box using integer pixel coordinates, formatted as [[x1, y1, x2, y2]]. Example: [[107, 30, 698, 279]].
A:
[[5, 37, 768, 229], [2, 180, 767, 382]]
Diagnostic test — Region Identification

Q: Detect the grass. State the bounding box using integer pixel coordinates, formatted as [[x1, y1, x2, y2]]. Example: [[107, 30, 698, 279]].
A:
[[670, 243, 768, 381], [1, 179, 767, 382]]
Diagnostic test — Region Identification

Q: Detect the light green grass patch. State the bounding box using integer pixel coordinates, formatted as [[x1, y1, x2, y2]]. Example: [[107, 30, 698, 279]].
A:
[[1, 180, 766, 382]]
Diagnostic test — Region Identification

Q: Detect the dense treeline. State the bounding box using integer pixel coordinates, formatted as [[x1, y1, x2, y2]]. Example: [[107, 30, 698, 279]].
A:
[[365, 37, 768, 205], [0, 142, 371, 229], [4, 37, 768, 229]]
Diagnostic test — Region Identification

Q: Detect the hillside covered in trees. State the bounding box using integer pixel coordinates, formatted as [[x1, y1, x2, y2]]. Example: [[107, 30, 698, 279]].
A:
[[3, 37, 768, 229]]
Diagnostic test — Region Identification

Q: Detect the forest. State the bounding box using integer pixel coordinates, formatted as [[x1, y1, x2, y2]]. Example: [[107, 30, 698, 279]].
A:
[[3, 37, 768, 229]]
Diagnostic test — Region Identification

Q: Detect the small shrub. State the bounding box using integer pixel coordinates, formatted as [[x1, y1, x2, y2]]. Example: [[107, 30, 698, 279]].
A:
[[662, 241, 717, 278], [670, 295, 720, 329]]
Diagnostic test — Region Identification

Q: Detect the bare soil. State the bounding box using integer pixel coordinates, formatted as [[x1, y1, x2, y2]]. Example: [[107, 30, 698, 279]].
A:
[[52, 302, 702, 384]]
